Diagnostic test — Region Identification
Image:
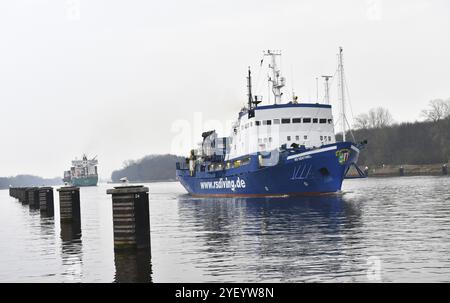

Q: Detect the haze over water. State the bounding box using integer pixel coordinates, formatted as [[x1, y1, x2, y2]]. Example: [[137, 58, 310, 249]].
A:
[[1, 176, 449, 282]]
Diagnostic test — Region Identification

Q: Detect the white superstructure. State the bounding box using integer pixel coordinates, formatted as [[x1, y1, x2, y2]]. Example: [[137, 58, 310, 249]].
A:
[[225, 104, 335, 160], [193, 49, 349, 163], [70, 154, 98, 178]]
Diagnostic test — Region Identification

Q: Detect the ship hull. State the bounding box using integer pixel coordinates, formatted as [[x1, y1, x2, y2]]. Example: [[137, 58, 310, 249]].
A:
[[176, 142, 359, 197], [70, 175, 98, 187]]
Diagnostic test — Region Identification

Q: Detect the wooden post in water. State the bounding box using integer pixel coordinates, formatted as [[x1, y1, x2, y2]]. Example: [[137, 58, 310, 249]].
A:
[[27, 187, 40, 209], [106, 185, 151, 251], [443, 164, 448, 176], [399, 166, 405, 176], [9, 187, 19, 199], [19, 187, 31, 204], [39, 187, 54, 216], [57, 187, 81, 224]]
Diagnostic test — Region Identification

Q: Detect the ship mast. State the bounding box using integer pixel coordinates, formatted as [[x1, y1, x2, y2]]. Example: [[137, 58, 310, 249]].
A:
[[247, 67, 253, 110], [321, 75, 332, 104], [338, 47, 346, 141], [264, 50, 285, 104]]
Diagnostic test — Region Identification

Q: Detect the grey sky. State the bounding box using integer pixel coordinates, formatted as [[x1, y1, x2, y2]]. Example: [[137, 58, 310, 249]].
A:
[[1, 0, 449, 178]]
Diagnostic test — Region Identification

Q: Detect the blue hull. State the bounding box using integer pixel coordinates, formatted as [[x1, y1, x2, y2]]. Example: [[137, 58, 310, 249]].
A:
[[176, 142, 360, 197]]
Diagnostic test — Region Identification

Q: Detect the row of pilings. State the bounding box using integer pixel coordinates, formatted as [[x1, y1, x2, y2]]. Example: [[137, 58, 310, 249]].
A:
[[9, 186, 55, 216], [9, 185, 150, 250], [9, 185, 151, 282]]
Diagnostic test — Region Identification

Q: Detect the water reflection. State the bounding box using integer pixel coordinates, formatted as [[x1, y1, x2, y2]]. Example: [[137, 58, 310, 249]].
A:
[[60, 222, 83, 281], [29, 204, 40, 211], [114, 249, 152, 283], [40, 214, 55, 237], [40, 206, 54, 218], [177, 194, 364, 282]]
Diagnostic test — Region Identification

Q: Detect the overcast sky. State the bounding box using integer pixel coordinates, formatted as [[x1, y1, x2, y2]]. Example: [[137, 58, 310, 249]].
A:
[[1, 0, 449, 179]]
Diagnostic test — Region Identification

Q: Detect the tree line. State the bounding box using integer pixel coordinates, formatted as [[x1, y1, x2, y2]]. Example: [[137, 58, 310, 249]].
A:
[[348, 99, 450, 166], [0, 175, 62, 190], [111, 154, 185, 182]]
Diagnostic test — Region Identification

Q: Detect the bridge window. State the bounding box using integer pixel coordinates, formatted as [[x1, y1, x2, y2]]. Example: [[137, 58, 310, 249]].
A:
[[320, 136, 323, 140], [328, 136, 332, 141], [295, 135, 299, 141], [303, 118, 311, 123], [313, 118, 318, 123], [263, 120, 272, 125], [273, 119, 280, 124], [292, 118, 301, 123], [287, 136, 291, 141], [281, 118, 291, 124], [304, 135, 308, 140], [256, 121, 261, 126], [320, 119, 327, 124]]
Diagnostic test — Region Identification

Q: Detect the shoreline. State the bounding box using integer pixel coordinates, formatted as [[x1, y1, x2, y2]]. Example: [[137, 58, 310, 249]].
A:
[[107, 179, 178, 184], [347, 162, 449, 178]]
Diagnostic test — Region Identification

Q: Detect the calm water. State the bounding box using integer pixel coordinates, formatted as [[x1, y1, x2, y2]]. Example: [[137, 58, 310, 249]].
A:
[[1, 176, 450, 282]]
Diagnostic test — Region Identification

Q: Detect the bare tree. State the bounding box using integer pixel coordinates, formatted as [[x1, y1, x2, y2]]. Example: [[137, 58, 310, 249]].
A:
[[371, 107, 394, 128], [421, 99, 450, 122], [354, 113, 370, 129], [353, 107, 393, 129]]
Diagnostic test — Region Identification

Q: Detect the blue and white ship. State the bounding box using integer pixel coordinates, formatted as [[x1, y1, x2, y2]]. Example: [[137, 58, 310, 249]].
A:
[[176, 48, 366, 197]]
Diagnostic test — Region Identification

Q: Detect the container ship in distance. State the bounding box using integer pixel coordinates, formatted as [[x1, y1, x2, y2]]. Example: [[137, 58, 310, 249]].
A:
[[63, 154, 99, 187], [176, 48, 366, 197]]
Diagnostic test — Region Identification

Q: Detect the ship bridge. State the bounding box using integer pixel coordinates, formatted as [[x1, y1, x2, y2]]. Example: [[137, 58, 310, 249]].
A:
[[226, 103, 335, 160]]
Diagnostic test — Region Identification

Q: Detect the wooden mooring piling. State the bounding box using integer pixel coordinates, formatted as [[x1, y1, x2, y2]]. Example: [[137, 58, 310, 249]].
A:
[[27, 187, 40, 209], [9, 187, 31, 204], [106, 185, 151, 251], [39, 187, 54, 216], [57, 187, 81, 224]]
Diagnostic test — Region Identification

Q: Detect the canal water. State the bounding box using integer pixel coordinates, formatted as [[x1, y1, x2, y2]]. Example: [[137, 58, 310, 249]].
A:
[[1, 176, 450, 282]]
